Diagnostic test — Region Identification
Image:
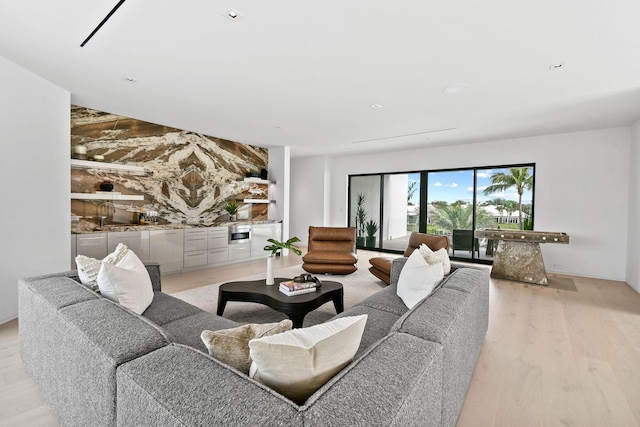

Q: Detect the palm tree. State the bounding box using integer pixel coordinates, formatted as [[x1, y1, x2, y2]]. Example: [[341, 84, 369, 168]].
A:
[[433, 203, 493, 233], [407, 181, 418, 205], [503, 200, 517, 224], [483, 167, 533, 230]]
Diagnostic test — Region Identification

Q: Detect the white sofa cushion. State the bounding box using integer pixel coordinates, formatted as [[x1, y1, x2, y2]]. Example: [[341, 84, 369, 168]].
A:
[[397, 250, 444, 309], [76, 243, 130, 291], [418, 243, 451, 275], [96, 249, 153, 315], [248, 315, 367, 404]]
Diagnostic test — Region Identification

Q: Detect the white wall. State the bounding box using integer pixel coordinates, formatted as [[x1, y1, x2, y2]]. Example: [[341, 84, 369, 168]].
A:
[[290, 156, 329, 243], [0, 56, 70, 322], [384, 174, 409, 240], [627, 119, 640, 292], [292, 127, 631, 281], [268, 146, 291, 242]]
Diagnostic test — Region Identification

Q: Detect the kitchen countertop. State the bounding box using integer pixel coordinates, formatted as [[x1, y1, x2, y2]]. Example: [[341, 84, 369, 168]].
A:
[[71, 219, 281, 234]]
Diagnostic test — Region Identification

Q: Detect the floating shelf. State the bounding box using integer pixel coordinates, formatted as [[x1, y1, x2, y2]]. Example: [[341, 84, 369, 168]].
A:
[[243, 199, 274, 204], [71, 159, 145, 175], [243, 177, 275, 184], [71, 193, 144, 201]]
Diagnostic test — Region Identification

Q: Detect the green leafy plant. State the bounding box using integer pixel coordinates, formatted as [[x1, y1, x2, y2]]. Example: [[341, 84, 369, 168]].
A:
[[263, 237, 302, 257], [483, 167, 534, 230], [365, 220, 379, 238], [223, 200, 239, 215], [354, 192, 367, 237]]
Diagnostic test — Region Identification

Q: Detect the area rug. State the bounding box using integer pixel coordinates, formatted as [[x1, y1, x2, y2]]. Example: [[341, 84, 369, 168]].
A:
[[171, 264, 387, 327]]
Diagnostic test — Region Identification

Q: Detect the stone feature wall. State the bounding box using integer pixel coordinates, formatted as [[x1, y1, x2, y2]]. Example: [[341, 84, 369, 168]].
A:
[[71, 106, 269, 225]]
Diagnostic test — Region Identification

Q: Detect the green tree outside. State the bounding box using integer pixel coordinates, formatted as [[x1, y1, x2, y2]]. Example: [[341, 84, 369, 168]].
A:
[[482, 167, 533, 230]]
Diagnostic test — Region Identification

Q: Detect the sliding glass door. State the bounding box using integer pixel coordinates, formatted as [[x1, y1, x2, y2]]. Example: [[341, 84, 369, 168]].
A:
[[426, 170, 478, 259], [348, 163, 534, 264]]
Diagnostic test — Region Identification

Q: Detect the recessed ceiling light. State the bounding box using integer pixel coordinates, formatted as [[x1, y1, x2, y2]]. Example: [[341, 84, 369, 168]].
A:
[[123, 77, 137, 83], [443, 84, 468, 95], [223, 9, 243, 22], [549, 62, 566, 70], [371, 104, 382, 109]]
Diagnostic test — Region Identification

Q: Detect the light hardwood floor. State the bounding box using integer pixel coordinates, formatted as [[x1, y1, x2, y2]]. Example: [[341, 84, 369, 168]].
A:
[[2, 252, 639, 427]]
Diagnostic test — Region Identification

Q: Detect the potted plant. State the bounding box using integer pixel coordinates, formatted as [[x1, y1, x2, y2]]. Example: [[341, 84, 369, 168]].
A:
[[263, 237, 302, 285], [223, 200, 239, 222], [354, 192, 367, 247], [365, 219, 379, 248]]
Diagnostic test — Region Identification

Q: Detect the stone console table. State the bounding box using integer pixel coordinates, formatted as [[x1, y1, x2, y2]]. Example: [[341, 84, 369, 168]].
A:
[[474, 229, 569, 285]]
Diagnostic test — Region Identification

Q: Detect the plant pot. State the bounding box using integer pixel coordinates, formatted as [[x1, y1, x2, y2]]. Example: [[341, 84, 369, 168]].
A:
[[229, 214, 237, 222], [266, 256, 274, 285], [365, 237, 377, 248], [356, 236, 366, 247]]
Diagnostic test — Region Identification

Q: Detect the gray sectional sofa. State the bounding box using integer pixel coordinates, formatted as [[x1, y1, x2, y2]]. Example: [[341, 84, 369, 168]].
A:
[[18, 259, 489, 427]]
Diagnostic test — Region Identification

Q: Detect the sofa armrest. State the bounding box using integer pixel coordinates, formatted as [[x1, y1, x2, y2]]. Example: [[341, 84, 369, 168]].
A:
[[390, 257, 408, 286], [143, 262, 162, 292]]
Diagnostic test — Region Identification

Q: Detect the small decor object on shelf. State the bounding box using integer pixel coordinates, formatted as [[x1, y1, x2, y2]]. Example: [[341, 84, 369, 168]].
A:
[[263, 237, 302, 285], [223, 200, 239, 222], [99, 181, 114, 192], [73, 145, 87, 160], [260, 168, 268, 180]]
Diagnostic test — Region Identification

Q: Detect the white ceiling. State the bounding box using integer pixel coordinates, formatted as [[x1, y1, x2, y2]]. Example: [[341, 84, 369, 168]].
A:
[[1, 1, 640, 157]]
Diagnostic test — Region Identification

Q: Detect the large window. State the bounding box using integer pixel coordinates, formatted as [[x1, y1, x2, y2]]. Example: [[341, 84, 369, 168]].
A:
[[348, 164, 535, 263]]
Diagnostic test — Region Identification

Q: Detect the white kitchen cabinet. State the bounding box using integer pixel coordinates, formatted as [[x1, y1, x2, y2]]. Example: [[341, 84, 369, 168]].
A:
[[228, 242, 251, 260], [107, 231, 150, 262], [251, 223, 282, 257], [208, 227, 228, 249], [184, 229, 208, 252], [76, 233, 108, 261], [207, 247, 229, 264], [183, 229, 208, 268], [150, 229, 184, 274], [184, 250, 208, 268], [208, 227, 228, 264]]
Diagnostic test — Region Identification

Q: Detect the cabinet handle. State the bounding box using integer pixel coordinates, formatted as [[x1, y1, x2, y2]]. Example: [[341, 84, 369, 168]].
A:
[[185, 253, 204, 257], [188, 238, 206, 241], [78, 236, 105, 241]]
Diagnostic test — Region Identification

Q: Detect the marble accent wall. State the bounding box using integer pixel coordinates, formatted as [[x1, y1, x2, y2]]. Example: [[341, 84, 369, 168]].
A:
[[71, 106, 269, 225]]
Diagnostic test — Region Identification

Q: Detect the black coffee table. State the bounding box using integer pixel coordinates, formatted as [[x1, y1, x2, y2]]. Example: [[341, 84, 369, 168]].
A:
[[217, 277, 344, 328]]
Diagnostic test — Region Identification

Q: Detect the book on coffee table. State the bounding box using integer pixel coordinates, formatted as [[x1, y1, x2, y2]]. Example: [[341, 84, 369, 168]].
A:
[[279, 286, 317, 296], [279, 281, 317, 291]]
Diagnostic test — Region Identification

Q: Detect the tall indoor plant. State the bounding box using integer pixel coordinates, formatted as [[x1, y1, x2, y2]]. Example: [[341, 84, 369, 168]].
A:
[[263, 237, 302, 285], [354, 192, 367, 247]]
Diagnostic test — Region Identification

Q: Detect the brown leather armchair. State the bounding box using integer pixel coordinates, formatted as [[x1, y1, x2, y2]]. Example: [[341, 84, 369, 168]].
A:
[[302, 226, 358, 275], [369, 232, 450, 284]]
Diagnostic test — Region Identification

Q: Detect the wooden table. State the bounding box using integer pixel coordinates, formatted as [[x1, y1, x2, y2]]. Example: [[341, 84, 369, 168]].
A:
[[217, 277, 344, 328]]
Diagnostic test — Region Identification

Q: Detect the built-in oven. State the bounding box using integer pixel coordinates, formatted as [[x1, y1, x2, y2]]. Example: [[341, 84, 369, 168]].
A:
[[229, 224, 251, 244]]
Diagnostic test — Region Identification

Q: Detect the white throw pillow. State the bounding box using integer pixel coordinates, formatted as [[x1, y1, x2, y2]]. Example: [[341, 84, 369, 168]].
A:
[[418, 243, 451, 275], [248, 314, 368, 404], [397, 250, 444, 309], [96, 250, 154, 315], [76, 243, 130, 291]]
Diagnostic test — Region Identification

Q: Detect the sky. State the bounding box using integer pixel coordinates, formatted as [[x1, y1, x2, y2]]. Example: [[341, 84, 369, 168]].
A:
[[408, 168, 534, 205]]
